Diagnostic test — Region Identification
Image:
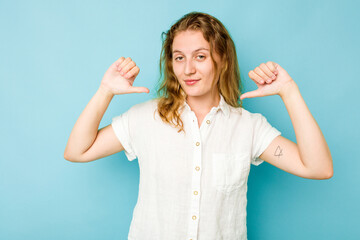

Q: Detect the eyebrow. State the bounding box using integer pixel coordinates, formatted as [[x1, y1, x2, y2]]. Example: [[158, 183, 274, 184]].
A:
[[172, 47, 209, 54]]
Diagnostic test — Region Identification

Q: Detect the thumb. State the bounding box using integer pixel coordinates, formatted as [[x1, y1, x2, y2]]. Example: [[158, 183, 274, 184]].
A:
[[274, 62, 284, 72], [240, 89, 262, 100], [129, 86, 150, 94]]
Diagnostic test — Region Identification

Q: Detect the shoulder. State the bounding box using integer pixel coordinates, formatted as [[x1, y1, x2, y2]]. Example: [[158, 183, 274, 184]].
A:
[[228, 106, 268, 123], [129, 98, 158, 111], [228, 106, 255, 118], [125, 98, 159, 120]]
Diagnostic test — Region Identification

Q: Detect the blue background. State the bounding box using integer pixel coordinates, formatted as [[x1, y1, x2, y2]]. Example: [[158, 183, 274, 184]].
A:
[[1, 0, 359, 239]]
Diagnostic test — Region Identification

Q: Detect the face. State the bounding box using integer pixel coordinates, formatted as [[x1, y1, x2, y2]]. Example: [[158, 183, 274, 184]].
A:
[[172, 30, 222, 99]]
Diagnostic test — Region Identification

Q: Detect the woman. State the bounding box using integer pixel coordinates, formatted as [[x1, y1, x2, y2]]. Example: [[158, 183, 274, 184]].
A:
[[64, 11, 333, 240]]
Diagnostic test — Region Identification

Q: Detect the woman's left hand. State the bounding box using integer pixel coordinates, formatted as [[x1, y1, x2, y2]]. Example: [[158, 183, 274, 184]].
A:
[[240, 61, 296, 100]]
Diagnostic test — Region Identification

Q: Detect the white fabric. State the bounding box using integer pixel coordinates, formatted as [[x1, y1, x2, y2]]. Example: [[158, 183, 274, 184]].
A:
[[111, 94, 281, 240]]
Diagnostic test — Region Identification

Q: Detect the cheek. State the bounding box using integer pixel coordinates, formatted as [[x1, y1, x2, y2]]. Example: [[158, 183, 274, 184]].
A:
[[172, 65, 182, 78], [199, 61, 214, 74], [199, 66, 214, 79]]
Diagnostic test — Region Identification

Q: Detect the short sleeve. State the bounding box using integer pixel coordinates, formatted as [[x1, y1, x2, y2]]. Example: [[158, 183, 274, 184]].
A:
[[251, 113, 281, 166], [111, 109, 137, 161]]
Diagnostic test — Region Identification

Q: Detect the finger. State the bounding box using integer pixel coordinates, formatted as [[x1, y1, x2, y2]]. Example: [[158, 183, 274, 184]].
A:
[[259, 63, 276, 81], [129, 86, 150, 94], [118, 57, 132, 71], [124, 66, 140, 78], [266, 61, 278, 75], [120, 61, 136, 76], [240, 89, 263, 100], [114, 57, 126, 69], [249, 70, 265, 84], [254, 67, 270, 83]]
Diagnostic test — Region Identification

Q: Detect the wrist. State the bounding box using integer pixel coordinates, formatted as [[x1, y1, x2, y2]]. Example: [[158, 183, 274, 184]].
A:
[[279, 80, 299, 100], [98, 85, 115, 99]]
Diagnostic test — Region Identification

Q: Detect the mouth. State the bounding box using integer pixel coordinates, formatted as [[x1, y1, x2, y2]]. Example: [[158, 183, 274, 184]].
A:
[[184, 79, 200, 85]]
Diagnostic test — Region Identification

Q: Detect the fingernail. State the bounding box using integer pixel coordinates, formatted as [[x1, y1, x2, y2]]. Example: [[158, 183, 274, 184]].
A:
[[261, 80, 265, 84], [272, 75, 276, 79], [267, 79, 271, 83]]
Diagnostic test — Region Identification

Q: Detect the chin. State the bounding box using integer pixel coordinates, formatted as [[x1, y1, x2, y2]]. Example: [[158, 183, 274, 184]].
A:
[[184, 91, 208, 98]]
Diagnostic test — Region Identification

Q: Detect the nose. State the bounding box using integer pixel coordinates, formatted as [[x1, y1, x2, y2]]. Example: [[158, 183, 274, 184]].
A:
[[184, 59, 196, 75]]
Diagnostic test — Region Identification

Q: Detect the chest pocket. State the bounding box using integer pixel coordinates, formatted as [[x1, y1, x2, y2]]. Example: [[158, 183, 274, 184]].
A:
[[212, 153, 250, 193]]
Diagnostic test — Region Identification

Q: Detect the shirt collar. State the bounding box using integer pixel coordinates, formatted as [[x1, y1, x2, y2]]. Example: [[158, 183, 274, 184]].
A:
[[181, 93, 230, 117]]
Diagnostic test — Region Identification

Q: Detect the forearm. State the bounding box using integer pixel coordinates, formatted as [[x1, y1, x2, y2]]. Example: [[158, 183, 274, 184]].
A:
[[280, 81, 333, 176], [64, 85, 114, 160]]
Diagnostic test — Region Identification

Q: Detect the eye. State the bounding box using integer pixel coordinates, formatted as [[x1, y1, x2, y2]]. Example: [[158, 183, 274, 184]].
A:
[[175, 56, 183, 61], [197, 55, 205, 60]]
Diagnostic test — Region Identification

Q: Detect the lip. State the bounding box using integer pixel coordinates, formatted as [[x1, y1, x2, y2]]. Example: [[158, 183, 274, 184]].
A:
[[184, 79, 200, 81], [184, 79, 200, 86]]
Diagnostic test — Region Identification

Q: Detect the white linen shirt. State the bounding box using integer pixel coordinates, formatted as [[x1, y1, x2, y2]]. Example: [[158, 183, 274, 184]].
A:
[[111, 94, 281, 240]]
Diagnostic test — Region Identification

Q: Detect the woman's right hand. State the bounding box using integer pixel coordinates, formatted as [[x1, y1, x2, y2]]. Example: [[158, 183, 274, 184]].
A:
[[100, 57, 150, 95]]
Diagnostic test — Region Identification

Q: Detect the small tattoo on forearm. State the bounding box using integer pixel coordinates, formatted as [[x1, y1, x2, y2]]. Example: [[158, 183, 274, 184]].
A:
[[274, 145, 283, 158]]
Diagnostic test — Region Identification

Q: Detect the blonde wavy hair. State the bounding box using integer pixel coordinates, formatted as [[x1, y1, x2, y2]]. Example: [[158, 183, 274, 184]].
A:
[[155, 11, 243, 133]]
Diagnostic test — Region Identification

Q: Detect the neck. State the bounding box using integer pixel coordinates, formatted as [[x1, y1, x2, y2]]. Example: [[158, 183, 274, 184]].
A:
[[185, 91, 221, 116]]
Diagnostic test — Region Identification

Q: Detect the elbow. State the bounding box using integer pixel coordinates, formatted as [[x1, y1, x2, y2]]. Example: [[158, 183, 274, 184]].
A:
[[313, 156, 334, 180], [323, 158, 334, 179], [323, 168, 334, 179], [318, 166, 333, 180], [64, 151, 88, 163], [63, 151, 79, 162], [307, 165, 333, 180], [64, 151, 74, 162]]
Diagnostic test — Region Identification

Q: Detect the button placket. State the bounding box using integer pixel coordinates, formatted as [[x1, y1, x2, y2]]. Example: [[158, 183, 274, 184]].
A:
[[199, 111, 215, 138], [187, 112, 202, 239], [187, 109, 216, 240]]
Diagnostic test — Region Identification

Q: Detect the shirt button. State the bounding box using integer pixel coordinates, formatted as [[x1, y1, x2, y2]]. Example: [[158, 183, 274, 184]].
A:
[[193, 191, 198, 195], [206, 120, 211, 124], [192, 215, 197, 220], [196, 142, 200, 146], [195, 166, 200, 171]]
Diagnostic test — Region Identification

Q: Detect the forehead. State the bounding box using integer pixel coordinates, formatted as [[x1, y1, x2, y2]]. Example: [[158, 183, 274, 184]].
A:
[[172, 30, 210, 53]]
